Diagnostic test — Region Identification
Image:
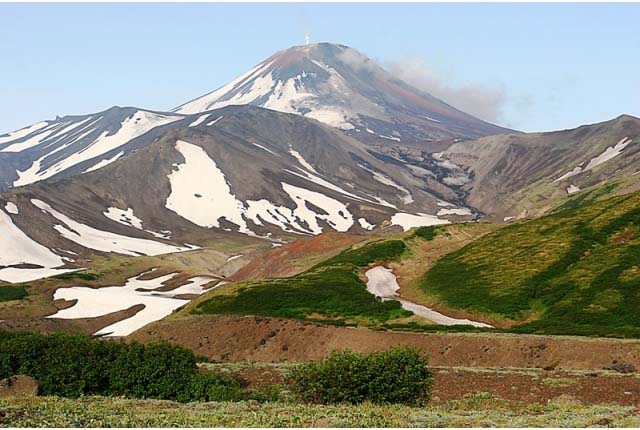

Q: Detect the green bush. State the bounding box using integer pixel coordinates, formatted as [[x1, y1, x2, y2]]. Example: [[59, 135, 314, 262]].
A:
[[413, 226, 439, 241], [0, 285, 27, 302], [289, 347, 432, 405], [179, 371, 243, 402], [0, 331, 240, 401]]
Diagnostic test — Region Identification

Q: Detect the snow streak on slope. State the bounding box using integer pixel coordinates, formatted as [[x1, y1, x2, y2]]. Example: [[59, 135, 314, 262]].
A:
[[166, 140, 250, 233], [12, 111, 181, 186], [554, 137, 634, 182], [32, 199, 191, 256], [0, 121, 49, 146], [189, 113, 211, 128], [0, 207, 78, 283], [48, 271, 216, 337]]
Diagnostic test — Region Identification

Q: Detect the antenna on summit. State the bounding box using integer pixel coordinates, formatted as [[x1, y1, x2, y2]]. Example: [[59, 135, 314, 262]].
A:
[[305, 32, 310, 45]]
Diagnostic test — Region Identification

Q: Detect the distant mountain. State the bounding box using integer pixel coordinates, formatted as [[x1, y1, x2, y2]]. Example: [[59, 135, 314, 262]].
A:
[[0, 107, 186, 190], [173, 43, 513, 144], [438, 114, 640, 220], [1, 42, 638, 285], [0, 106, 474, 283]]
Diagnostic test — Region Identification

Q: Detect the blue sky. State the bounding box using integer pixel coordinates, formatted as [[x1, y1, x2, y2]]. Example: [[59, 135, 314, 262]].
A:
[[1, 2, 638, 134]]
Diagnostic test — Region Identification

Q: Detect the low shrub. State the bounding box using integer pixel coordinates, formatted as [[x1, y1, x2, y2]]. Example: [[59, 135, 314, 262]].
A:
[[289, 347, 432, 405], [0, 331, 240, 401], [0, 285, 27, 302]]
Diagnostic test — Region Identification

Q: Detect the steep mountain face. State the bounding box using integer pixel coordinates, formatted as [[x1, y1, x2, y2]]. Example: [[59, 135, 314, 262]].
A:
[[0, 106, 474, 283], [438, 115, 640, 220], [173, 43, 512, 144], [0, 107, 188, 190]]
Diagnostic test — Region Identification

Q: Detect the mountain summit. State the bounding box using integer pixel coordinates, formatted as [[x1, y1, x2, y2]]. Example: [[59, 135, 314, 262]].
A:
[[174, 43, 512, 143]]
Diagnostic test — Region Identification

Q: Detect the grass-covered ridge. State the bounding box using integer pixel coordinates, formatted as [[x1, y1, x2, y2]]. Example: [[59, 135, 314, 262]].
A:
[[193, 239, 414, 326], [421, 191, 640, 337]]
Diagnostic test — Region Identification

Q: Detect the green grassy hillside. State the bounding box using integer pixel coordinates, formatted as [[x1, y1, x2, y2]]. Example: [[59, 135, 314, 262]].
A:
[[192, 237, 418, 327], [421, 191, 640, 337]]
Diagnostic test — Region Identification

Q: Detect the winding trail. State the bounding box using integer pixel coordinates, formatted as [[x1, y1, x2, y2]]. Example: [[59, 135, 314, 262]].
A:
[[365, 266, 493, 328]]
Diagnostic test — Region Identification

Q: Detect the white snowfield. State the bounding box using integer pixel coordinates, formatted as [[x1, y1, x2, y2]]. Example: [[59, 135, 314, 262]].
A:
[[12, 111, 181, 187], [167, 140, 448, 237], [166, 140, 251, 233], [391, 212, 450, 231], [48, 272, 217, 337], [0, 207, 79, 283], [173, 58, 358, 131], [554, 137, 634, 182], [103, 206, 170, 239], [32, 199, 191, 256], [437, 207, 473, 216], [166, 140, 356, 236], [365, 266, 493, 328]]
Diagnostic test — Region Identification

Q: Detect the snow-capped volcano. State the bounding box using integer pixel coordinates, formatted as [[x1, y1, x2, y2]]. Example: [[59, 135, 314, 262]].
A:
[[174, 43, 512, 143]]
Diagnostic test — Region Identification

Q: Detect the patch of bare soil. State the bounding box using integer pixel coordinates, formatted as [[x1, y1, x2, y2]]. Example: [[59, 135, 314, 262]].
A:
[[231, 232, 366, 281], [215, 362, 640, 406], [131, 315, 640, 372]]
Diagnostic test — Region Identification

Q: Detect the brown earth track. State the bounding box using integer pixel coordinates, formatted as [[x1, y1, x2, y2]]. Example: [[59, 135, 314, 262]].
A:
[[131, 315, 640, 371]]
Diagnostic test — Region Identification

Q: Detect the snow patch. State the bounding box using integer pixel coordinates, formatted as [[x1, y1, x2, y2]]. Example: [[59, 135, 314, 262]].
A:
[[0, 207, 80, 283], [391, 212, 449, 231], [32, 199, 190, 256], [166, 140, 250, 233], [48, 272, 216, 337], [358, 217, 375, 231], [566, 184, 580, 194], [554, 137, 634, 182], [15, 111, 180, 186], [437, 207, 473, 216], [4, 202, 18, 215], [365, 266, 492, 328]]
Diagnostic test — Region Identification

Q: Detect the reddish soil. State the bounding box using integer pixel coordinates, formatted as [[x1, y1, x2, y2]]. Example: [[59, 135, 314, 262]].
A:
[[218, 363, 640, 406], [132, 315, 640, 371], [231, 232, 366, 281]]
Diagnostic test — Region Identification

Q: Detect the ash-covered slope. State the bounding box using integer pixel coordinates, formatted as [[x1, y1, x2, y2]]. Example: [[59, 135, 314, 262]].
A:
[[437, 114, 640, 220], [174, 43, 512, 144], [0, 107, 189, 191]]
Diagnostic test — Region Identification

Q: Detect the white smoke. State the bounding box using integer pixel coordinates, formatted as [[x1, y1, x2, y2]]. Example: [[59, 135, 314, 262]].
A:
[[385, 56, 528, 124]]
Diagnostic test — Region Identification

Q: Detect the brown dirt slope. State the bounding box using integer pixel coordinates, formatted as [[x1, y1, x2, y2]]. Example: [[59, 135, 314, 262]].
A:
[[131, 315, 640, 371], [232, 232, 367, 281]]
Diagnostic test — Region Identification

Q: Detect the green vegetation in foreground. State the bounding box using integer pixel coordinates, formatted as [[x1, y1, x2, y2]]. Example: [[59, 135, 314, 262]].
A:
[[194, 239, 413, 326], [551, 182, 619, 213], [421, 191, 640, 337], [0, 285, 27, 302], [290, 348, 432, 405], [2, 394, 638, 427], [0, 332, 241, 402]]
